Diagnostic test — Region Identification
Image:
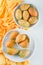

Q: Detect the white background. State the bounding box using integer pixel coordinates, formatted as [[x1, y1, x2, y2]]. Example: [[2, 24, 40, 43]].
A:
[[24, 0, 43, 65]]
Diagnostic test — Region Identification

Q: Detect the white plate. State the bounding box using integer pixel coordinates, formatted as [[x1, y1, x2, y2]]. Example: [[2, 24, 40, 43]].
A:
[[2, 28, 35, 62]]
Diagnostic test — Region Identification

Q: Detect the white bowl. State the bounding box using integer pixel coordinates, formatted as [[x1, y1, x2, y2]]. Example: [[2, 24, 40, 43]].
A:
[[2, 28, 35, 62], [13, 3, 39, 29]]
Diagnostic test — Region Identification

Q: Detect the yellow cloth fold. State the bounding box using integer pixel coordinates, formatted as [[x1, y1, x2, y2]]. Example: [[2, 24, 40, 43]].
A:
[[0, 0, 30, 65]]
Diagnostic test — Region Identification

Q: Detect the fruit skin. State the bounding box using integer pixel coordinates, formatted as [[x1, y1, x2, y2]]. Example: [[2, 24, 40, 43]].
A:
[[6, 48, 19, 55], [9, 31, 19, 39], [19, 38, 29, 48], [23, 11, 29, 21], [19, 50, 30, 58], [29, 17, 37, 25], [28, 7, 38, 17], [16, 34, 26, 43], [15, 9, 22, 20], [20, 4, 30, 11], [5, 39, 16, 48]]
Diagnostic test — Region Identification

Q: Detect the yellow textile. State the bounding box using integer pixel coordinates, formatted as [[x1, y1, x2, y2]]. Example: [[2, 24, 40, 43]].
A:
[[0, 0, 30, 65]]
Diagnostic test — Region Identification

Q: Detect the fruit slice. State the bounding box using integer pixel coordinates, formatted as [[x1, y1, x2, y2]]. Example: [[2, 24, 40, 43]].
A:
[[5, 39, 16, 48], [15, 9, 22, 20], [16, 34, 26, 43], [6, 48, 19, 55], [19, 38, 29, 48], [29, 17, 37, 25], [20, 4, 30, 11], [19, 50, 30, 58], [28, 7, 38, 16], [9, 31, 19, 39], [23, 11, 29, 21], [18, 20, 30, 27]]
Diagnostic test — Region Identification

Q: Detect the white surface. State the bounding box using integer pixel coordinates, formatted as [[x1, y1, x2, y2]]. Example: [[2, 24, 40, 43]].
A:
[[24, 0, 43, 65], [2, 28, 35, 62]]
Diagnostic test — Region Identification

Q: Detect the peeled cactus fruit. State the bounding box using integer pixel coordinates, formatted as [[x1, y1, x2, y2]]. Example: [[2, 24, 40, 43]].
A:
[[5, 39, 16, 48], [6, 48, 19, 55], [19, 50, 30, 58]]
